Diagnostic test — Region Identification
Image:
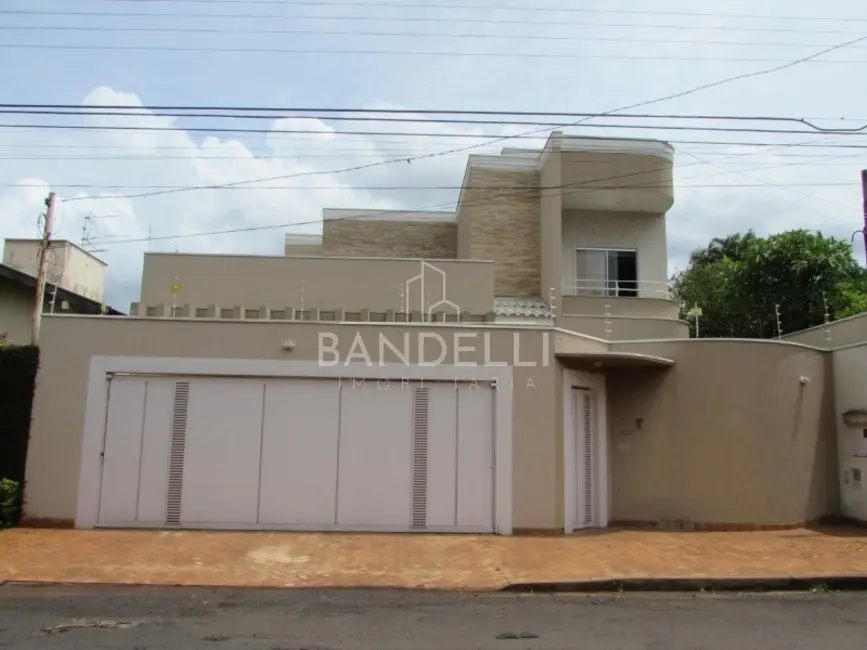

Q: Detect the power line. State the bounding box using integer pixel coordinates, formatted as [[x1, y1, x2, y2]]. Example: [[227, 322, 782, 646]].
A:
[[54, 32, 867, 203], [4, 42, 866, 63], [3, 9, 866, 36], [96, 0, 867, 23], [7, 138, 867, 153], [6, 109, 844, 131], [89, 169, 862, 247], [681, 150, 856, 212], [12, 182, 863, 191], [3, 106, 867, 133], [2, 104, 866, 124], [10, 154, 867, 164], [30, 148, 867, 192], [7, 121, 867, 139], [84, 136, 866, 246], [6, 23, 867, 49]]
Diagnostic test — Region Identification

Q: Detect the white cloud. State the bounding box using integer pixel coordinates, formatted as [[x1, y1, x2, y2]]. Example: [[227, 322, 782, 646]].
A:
[[0, 87, 508, 308]]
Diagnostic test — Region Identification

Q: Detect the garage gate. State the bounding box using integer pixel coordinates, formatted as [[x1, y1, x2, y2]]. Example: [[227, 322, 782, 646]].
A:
[[96, 375, 496, 532]]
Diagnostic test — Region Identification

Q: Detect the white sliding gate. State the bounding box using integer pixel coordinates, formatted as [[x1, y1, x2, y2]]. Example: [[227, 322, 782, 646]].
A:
[[94, 372, 498, 533]]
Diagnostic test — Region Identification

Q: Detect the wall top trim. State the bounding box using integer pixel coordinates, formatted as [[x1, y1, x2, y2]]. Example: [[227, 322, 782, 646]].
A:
[[611, 337, 826, 352], [284, 233, 322, 246], [4, 238, 108, 266], [780, 311, 867, 339], [144, 251, 490, 264], [467, 155, 539, 172], [43, 313, 551, 332], [322, 209, 457, 223]]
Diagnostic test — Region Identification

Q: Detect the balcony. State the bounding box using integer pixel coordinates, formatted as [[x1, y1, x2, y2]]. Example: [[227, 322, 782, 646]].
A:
[[562, 278, 671, 300]]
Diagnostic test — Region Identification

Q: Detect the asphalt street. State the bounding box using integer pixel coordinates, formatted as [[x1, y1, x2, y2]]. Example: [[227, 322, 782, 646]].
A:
[[0, 585, 865, 649]]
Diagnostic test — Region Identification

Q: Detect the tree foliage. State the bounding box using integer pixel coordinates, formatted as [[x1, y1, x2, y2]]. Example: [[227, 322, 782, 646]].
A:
[[671, 229, 867, 338]]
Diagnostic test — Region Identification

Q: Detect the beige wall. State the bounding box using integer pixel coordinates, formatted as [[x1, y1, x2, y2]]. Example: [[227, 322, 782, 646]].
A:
[[606, 339, 839, 525], [0, 277, 34, 345], [3, 240, 105, 302], [25, 316, 565, 529], [25, 322, 842, 531], [3, 240, 45, 279], [284, 243, 323, 256], [322, 218, 457, 259], [61, 245, 105, 302], [558, 315, 689, 341], [782, 312, 867, 349], [459, 168, 541, 297], [562, 295, 679, 319], [831, 342, 867, 521], [456, 192, 471, 260], [561, 210, 668, 299], [140, 253, 495, 316], [560, 150, 674, 213], [540, 150, 563, 304]]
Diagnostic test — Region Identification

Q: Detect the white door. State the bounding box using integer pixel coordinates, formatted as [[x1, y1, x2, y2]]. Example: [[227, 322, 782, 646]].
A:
[[573, 388, 597, 528], [258, 378, 341, 527], [97, 375, 175, 527], [97, 375, 495, 532], [336, 381, 414, 528], [180, 378, 265, 525], [97, 376, 148, 526]]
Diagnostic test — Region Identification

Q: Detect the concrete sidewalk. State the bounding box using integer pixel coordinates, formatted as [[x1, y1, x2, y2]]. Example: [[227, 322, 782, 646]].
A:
[[1, 526, 866, 590]]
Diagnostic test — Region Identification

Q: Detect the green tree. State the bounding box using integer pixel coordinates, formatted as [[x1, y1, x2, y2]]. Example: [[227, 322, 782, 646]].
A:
[[689, 230, 758, 268], [671, 229, 867, 338]]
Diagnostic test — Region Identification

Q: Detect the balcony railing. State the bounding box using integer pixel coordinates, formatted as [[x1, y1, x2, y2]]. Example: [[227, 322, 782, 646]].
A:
[[561, 278, 672, 299]]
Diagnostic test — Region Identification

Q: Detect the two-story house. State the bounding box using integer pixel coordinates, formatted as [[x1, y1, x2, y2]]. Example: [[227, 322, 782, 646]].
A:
[[131, 133, 684, 341], [20, 133, 864, 535]]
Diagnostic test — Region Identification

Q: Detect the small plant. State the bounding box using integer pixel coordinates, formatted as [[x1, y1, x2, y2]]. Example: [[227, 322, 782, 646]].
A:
[[0, 478, 21, 528], [809, 582, 831, 595]]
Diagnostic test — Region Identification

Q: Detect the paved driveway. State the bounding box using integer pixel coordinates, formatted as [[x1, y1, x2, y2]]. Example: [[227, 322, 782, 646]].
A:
[[1, 527, 867, 589]]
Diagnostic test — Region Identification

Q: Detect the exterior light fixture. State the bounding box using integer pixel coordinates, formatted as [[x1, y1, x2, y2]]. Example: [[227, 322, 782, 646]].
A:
[[842, 409, 867, 427]]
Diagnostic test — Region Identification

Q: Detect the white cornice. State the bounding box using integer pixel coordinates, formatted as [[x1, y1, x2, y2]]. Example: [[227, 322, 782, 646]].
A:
[[560, 136, 674, 161], [471, 133, 673, 175]]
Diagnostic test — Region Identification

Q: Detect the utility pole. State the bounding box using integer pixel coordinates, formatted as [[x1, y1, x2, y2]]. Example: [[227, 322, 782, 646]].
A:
[[32, 192, 57, 345], [861, 170, 867, 267]]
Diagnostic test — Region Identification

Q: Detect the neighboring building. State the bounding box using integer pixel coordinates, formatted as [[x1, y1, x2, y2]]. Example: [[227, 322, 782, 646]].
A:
[[0, 242, 123, 345], [3, 239, 107, 303], [18, 133, 865, 534]]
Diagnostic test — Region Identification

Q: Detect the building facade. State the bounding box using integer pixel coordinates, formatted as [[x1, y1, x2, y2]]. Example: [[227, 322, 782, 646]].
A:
[[19, 133, 864, 533]]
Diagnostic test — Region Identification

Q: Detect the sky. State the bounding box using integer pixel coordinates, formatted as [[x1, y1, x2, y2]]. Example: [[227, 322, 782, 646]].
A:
[[2, 0, 867, 310]]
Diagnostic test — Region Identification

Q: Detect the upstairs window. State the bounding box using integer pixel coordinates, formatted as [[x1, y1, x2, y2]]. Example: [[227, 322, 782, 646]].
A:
[[575, 248, 638, 297]]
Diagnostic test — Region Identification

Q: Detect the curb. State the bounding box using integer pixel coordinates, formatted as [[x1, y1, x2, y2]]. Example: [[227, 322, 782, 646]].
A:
[[3, 577, 867, 594], [501, 576, 867, 593]]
